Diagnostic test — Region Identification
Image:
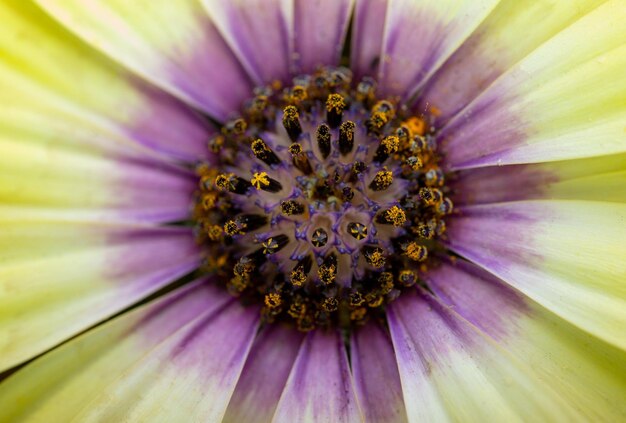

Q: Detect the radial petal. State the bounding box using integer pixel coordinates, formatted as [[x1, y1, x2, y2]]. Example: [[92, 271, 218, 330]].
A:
[[440, 0, 626, 168], [446, 200, 626, 350], [350, 0, 388, 80], [351, 322, 408, 423], [36, 0, 254, 121], [0, 135, 195, 223], [0, 280, 260, 422], [377, 0, 498, 98], [426, 259, 626, 421], [202, 0, 294, 85], [293, 0, 354, 73], [418, 0, 606, 123], [223, 325, 304, 423], [388, 289, 579, 422], [0, 219, 200, 372], [452, 152, 626, 206], [1, 1, 213, 162], [272, 330, 362, 422]]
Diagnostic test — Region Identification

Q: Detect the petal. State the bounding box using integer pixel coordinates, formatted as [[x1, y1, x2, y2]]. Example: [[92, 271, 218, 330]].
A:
[[440, 1, 626, 169], [202, 0, 294, 85], [426, 260, 626, 421], [452, 152, 626, 206], [350, 0, 388, 80], [0, 219, 200, 371], [0, 137, 195, 223], [351, 323, 408, 423], [1, 1, 212, 162], [272, 330, 362, 422], [223, 325, 304, 423], [388, 289, 579, 422], [36, 0, 254, 121], [293, 0, 354, 73], [377, 0, 498, 98], [418, 0, 606, 123], [446, 200, 626, 350], [0, 280, 260, 422]]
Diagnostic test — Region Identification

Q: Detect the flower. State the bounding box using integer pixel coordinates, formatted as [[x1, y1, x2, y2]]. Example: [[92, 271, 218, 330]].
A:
[[0, 0, 625, 421]]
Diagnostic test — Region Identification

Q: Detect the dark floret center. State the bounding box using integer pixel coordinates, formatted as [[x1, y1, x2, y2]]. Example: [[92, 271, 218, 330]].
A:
[[193, 67, 452, 331]]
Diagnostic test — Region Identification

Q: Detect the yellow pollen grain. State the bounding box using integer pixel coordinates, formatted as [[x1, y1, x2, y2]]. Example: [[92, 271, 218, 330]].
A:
[[251, 172, 270, 190], [326, 93, 346, 112], [386, 206, 406, 226]]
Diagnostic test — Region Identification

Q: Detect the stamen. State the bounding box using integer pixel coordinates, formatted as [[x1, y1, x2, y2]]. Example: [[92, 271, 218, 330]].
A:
[[376, 206, 406, 227], [290, 255, 312, 287], [289, 143, 313, 174], [403, 242, 428, 262], [369, 168, 393, 191], [215, 173, 251, 195], [316, 124, 331, 158], [282, 105, 302, 142], [251, 138, 281, 166], [326, 93, 346, 128], [362, 246, 386, 268], [398, 270, 418, 287], [318, 254, 338, 285], [373, 135, 399, 163], [322, 297, 339, 312], [264, 293, 282, 309], [281, 200, 305, 216], [339, 121, 356, 155]]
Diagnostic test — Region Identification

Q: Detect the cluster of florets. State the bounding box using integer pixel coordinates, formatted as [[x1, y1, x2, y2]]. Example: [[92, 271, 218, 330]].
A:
[[193, 67, 453, 331]]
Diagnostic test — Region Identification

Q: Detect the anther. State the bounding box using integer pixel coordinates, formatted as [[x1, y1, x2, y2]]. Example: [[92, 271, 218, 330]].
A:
[[378, 272, 394, 294], [222, 118, 247, 136], [362, 246, 386, 268], [413, 222, 435, 239], [349, 292, 365, 307], [404, 156, 422, 171], [347, 222, 368, 240], [425, 168, 444, 186], [356, 77, 376, 105], [287, 85, 308, 105], [251, 138, 281, 166], [326, 93, 346, 128], [289, 143, 313, 174], [419, 187, 442, 206], [316, 124, 331, 159], [339, 121, 356, 155], [395, 126, 410, 146], [369, 168, 393, 191], [262, 235, 289, 255], [411, 135, 428, 153], [376, 206, 406, 227], [342, 187, 355, 202], [251, 172, 282, 192], [215, 173, 251, 195], [311, 228, 328, 247], [282, 105, 302, 142], [281, 200, 305, 216], [205, 224, 223, 241], [264, 293, 282, 309], [234, 256, 256, 277], [322, 297, 339, 312], [403, 242, 428, 262], [398, 270, 418, 287], [318, 254, 338, 285], [373, 135, 399, 163], [290, 255, 312, 287], [438, 197, 454, 215], [349, 161, 366, 182]]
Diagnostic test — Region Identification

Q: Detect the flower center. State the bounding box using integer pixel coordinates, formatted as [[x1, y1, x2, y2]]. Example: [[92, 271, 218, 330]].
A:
[[193, 67, 452, 331]]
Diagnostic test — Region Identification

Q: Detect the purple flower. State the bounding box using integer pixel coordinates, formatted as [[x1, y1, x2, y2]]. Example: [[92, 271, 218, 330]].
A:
[[1, 0, 625, 421]]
